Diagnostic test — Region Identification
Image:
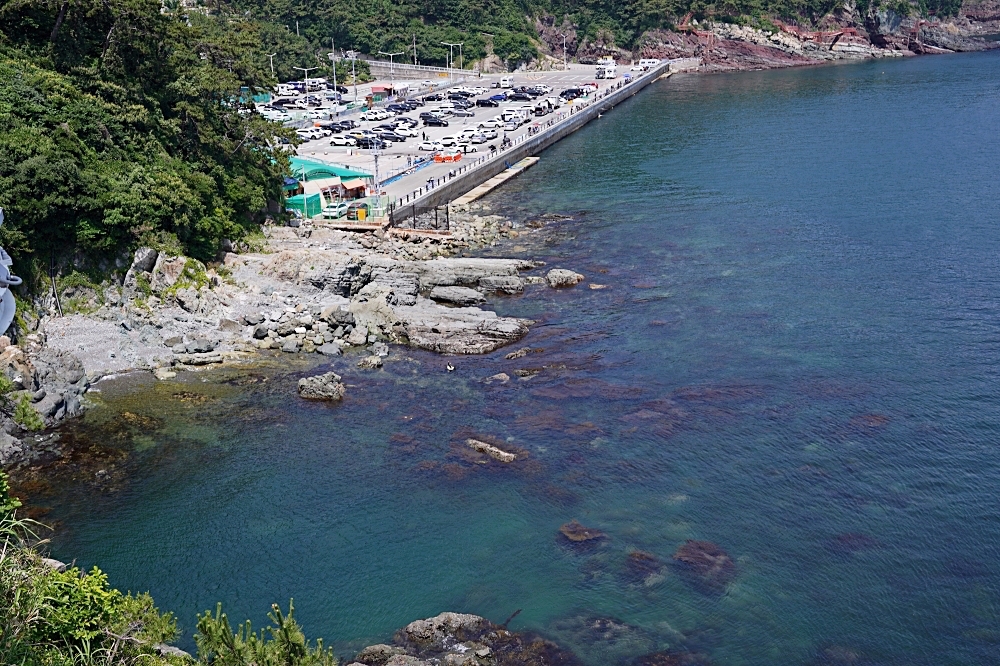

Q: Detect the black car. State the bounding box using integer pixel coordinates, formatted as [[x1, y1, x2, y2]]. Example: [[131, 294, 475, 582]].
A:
[[334, 85, 348, 94], [509, 91, 533, 102], [386, 103, 409, 113], [395, 117, 419, 128], [377, 131, 406, 142], [338, 119, 359, 129], [451, 99, 473, 110], [560, 88, 583, 100], [423, 93, 444, 102], [405, 98, 425, 107], [355, 137, 387, 149], [423, 116, 449, 127], [476, 98, 500, 107], [374, 123, 399, 132]]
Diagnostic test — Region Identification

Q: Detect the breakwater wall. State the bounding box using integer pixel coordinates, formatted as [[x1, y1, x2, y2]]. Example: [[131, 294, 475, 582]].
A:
[[389, 61, 674, 222]]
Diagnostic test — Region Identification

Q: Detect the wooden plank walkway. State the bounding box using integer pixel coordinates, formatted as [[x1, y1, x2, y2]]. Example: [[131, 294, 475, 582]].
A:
[[450, 157, 540, 207]]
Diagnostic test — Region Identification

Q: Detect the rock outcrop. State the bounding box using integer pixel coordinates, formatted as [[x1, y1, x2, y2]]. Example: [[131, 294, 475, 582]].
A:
[[349, 612, 581, 666], [297, 372, 346, 401]]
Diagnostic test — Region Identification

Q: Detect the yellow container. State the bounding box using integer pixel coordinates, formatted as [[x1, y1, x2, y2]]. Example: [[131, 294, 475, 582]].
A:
[[357, 207, 367, 221]]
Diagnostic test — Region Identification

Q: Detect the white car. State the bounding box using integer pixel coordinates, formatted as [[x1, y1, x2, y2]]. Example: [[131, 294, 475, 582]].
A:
[[295, 128, 317, 140], [417, 141, 443, 151], [479, 128, 498, 140], [262, 111, 291, 122], [460, 126, 479, 135], [330, 135, 357, 146], [360, 109, 389, 121], [469, 133, 488, 144], [392, 126, 418, 137], [305, 109, 329, 120], [478, 119, 501, 129], [502, 121, 519, 132], [322, 201, 350, 219], [439, 135, 459, 147]]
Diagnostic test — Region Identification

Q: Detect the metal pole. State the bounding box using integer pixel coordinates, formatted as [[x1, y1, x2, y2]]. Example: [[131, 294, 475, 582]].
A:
[[267, 52, 277, 77], [378, 51, 405, 91], [563, 35, 567, 71], [330, 39, 337, 97], [293, 65, 318, 97]]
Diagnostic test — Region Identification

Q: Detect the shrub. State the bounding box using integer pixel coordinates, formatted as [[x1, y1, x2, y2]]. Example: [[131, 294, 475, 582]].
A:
[[14, 394, 44, 431]]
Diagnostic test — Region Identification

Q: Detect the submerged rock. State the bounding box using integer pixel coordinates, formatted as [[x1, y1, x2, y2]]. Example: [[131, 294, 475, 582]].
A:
[[634, 650, 713, 666], [672, 540, 737, 591], [624, 550, 664, 584], [358, 355, 383, 369], [297, 372, 345, 401], [466, 438, 517, 463], [559, 520, 607, 544]]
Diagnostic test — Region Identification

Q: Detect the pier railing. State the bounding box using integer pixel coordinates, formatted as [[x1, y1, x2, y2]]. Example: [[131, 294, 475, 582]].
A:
[[388, 74, 651, 219]]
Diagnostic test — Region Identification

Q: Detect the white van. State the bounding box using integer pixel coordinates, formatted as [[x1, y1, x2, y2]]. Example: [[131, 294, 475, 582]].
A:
[[638, 58, 660, 68], [500, 76, 513, 89], [276, 83, 297, 96]]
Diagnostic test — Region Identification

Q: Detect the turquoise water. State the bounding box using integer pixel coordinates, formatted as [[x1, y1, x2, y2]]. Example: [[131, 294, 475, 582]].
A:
[[41, 52, 1000, 664]]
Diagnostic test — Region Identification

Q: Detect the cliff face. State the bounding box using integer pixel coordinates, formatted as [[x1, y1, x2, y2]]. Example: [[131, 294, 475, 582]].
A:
[[630, 2, 999, 71]]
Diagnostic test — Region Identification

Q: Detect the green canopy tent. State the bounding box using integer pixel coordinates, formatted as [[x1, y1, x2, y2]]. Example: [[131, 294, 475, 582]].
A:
[[286, 193, 322, 217], [288, 157, 371, 182]]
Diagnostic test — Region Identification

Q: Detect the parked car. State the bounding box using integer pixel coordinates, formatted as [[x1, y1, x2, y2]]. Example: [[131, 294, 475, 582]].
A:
[[423, 93, 444, 102], [355, 137, 387, 149], [503, 121, 519, 132], [405, 98, 425, 107], [451, 99, 473, 109], [386, 103, 409, 114], [423, 116, 449, 127], [469, 133, 488, 144], [439, 135, 460, 147], [377, 131, 407, 143], [338, 119, 359, 129], [330, 135, 357, 146], [346, 202, 370, 221], [478, 119, 501, 129], [480, 128, 498, 140], [360, 109, 389, 121], [451, 108, 475, 117], [391, 125, 418, 137], [456, 143, 479, 153], [509, 91, 533, 102], [418, 141, 444, 151], [322, 201, 350, 219], [334, 85, 348, 94], [394, 117, 419, 128], [476, 98, 500, 107]]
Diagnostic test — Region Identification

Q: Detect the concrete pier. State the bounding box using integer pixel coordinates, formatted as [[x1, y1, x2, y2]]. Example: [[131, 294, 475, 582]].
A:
[[388, 60, 674, 223]]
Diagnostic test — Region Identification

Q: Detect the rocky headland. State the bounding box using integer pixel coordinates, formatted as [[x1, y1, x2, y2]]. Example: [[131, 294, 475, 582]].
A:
[[0, 204, 586, 470], [629, 3, 1000, 71]]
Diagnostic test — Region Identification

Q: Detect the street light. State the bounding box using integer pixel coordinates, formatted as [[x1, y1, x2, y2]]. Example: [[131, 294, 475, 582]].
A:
[[267, 52, 277, 77], [377, 50, 405, 89], [561, 34, 567, 71], [293, 65, 318, 97], [441, 42, 461, 82], [345, 50, 359, 103]]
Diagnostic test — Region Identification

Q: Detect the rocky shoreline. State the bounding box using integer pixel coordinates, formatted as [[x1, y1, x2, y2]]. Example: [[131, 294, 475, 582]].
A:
[[0, 203, 585, 470]]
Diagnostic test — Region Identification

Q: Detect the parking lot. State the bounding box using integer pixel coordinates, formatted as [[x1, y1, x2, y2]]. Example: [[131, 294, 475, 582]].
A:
[[279, 65, 642, 212]]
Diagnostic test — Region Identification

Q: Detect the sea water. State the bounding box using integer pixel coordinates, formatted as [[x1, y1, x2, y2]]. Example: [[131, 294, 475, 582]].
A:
[[38, 51, 1000, 665]]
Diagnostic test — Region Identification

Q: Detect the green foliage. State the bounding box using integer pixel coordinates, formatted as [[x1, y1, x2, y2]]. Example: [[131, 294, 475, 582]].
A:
[[0, 471, 20, 518], [195, 601, 338, 666], [14, 394, 45, 431], [34, 567, 126, 642]]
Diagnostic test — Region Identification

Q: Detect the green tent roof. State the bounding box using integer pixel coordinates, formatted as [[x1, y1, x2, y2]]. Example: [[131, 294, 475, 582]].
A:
[[288, 157, 371, 181]]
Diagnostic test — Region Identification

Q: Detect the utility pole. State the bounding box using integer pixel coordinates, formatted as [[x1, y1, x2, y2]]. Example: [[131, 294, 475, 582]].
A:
[[378, 50, 405, 90], [267, 52, 277, 77], [458, 43, 464, 71], [413, 34, 417, 65], [329, 38, 337, 98], [441, 42, 460, 82], [295, 20, 299, 37], [345, 50, 358, 103], [292, 65, 317, 97], [562, 34, 567, 71]]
